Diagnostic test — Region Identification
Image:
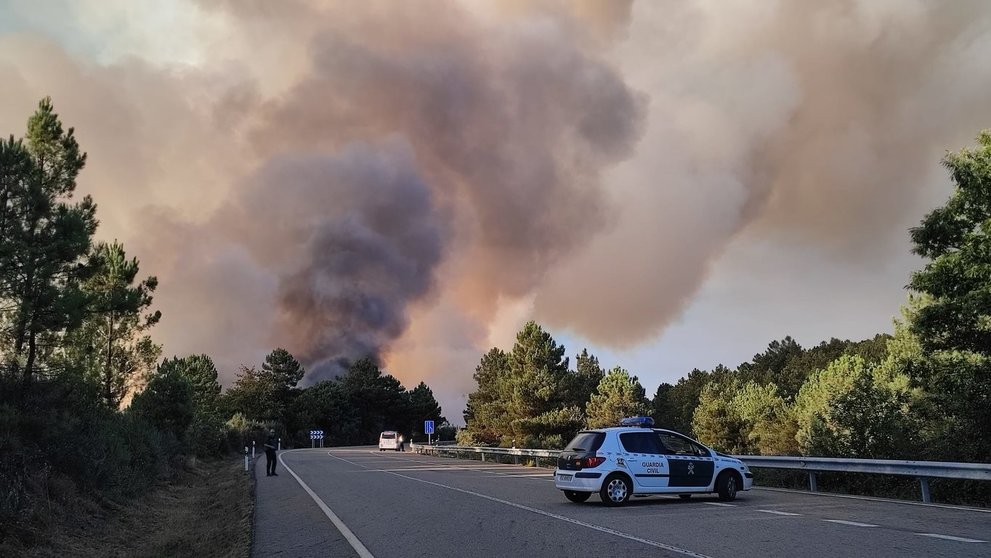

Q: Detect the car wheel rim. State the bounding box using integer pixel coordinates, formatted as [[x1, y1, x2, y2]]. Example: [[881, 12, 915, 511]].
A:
[[727, 477, 736, 497], [608, 479, 627, 502]]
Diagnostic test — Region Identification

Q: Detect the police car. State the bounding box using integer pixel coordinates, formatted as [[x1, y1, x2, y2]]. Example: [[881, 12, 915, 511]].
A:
[[554, 417, 753, 506]]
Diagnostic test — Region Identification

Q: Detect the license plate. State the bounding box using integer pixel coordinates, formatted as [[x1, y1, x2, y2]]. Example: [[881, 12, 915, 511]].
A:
[[558, 474, 573, 482]]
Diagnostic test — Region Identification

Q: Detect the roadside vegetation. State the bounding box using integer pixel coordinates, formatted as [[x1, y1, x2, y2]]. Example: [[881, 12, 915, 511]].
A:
[[0, 99, 450, 552], [459, 132, 991, 505]]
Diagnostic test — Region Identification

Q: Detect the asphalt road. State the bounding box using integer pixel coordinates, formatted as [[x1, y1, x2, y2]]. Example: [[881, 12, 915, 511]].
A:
[[252, 447, 990, 558]]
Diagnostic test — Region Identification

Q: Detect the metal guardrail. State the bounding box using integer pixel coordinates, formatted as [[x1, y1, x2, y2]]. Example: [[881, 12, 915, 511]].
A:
[[414, 445, 991, 503], [736, 455, 991, 503]]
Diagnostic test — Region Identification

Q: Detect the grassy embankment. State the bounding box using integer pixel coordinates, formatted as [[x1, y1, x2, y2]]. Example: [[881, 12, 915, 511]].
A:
[[7, 458, 253, 558]]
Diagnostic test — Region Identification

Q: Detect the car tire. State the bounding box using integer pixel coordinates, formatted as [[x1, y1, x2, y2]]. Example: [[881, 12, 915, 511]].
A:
[[564, 490, 591, 503], [716, 471, 739, 501], [679, 494, 692, 500], [600, 474, 632, 506]]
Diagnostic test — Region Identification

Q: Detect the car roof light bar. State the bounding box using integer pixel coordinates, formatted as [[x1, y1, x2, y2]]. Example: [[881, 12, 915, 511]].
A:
[[619, 416, 654, 428]]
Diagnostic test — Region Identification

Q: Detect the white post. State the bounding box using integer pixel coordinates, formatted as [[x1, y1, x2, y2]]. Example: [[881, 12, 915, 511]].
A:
[[428, 432, 432, 445], [278, 438, 281, 451], [252, 440, 256, 459], [244, 446, 249, 472]]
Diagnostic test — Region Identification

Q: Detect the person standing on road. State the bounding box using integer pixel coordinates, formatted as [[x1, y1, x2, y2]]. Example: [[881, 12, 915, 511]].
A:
[[264, 429, 278, 477], [399, 435, 405, 452]]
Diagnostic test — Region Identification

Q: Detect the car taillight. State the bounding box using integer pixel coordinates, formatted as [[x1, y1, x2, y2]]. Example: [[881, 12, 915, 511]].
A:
[[581, 456, 606, 468]]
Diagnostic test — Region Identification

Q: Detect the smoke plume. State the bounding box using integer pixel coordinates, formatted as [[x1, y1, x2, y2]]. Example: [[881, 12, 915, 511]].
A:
[[2, 0, 990, 414]]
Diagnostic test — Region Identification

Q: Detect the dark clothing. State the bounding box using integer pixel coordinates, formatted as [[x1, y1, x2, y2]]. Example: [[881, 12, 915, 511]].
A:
[[264, 435, 278, 476]]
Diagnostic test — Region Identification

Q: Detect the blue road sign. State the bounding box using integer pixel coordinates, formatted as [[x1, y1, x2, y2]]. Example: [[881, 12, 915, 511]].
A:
[[424, 420, 435, 435]]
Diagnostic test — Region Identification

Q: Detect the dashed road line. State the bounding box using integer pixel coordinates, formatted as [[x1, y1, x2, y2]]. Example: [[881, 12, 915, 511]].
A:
[[326, 452, 714, 558], [704, 502, 736, 507], [756, 510, 802, 516], [915, 533, 987, 543], [823, 519, 877, 528]]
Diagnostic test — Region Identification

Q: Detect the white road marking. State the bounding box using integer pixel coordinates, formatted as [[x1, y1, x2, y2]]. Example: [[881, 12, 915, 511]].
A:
[[915, 533, 987, 543], [755, 486, 991, 514], [756, 510, 802, 516], [822, 519, 878, 528], [704, 502, 736, 507], [325, 453, 713, 558], [278, 451, 375, 558], [497, 473, 553, 478]]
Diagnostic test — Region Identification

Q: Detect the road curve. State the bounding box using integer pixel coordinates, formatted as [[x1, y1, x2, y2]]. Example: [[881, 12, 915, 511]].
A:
[[252, 448, 990, 558]]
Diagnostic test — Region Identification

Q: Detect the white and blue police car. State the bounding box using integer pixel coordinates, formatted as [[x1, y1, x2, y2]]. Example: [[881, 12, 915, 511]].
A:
[[554, 417, 754, 506]]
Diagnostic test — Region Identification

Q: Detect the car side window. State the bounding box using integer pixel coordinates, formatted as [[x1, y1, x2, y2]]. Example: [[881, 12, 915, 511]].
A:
[[620, 432, 664, 454], [657, 432, 709, 457]]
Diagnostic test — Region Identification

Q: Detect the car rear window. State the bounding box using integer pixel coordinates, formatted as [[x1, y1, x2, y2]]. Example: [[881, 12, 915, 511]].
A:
[[381, 433, 396, 439], [563, 432, 605, 453]]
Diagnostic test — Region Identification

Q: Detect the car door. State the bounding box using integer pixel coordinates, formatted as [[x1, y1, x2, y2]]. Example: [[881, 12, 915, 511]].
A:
[[657, 431, 715, 489], [618, 432, 669, 489]]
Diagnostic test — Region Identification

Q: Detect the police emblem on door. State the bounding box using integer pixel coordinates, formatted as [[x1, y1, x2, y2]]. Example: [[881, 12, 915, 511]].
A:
[[669, 459, 713, 487]]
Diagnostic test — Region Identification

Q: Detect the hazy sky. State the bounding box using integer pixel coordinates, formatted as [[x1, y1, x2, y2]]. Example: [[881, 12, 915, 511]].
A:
[[2, 0, 990, 421]]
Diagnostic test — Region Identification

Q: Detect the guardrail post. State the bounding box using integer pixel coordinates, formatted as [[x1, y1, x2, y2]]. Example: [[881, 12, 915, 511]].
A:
[[919, 477, 932, 503], [808, 472, 818, 492]]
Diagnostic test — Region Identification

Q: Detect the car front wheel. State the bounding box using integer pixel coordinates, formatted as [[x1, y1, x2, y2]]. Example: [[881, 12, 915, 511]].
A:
[[600, 474, 632, 506], [564, 490, 591, 503], [716, 471, 739, 501]]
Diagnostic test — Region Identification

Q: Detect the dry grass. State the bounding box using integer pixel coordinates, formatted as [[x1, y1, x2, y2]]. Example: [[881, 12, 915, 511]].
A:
[[15, 458, 254, 558]]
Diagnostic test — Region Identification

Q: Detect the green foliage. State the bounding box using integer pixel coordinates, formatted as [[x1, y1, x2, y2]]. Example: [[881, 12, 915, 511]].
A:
[[408, 382, 445, 439], [905, 132, 991, 463], [910, 131, 991, 355], [693, 380, 793, 455], [61, 241, 161, 408], [0, 97, 97, 383], [158, 354, 221, 414], [571, 348, 605, 407], [462, 347, 510, 445], [650, 383, 676, 429], [793, 355, 919, 458], [221, 348, 305, 424], [585, 367, 649, 429], [129, 369, 195, 440]]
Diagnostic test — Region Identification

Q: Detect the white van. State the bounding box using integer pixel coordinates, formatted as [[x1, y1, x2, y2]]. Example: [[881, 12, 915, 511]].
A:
[[379, 431, 401, 451]]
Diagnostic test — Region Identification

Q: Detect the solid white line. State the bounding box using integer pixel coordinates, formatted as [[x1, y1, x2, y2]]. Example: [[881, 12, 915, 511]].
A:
[[756, 509, 802, 516], [823, 519, 878, 528], [915, 533, 987, 543], [278, 452, 375, 558], [704, 502, 736, 507]]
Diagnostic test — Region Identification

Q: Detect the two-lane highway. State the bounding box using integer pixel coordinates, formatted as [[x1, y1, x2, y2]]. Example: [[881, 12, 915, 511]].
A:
[[252, 448, 990, 558]]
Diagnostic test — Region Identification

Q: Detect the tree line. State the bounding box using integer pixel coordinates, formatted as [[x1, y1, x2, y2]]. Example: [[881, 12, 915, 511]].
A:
[[0, 99, 448, 547], [461, 131, 991, 476]]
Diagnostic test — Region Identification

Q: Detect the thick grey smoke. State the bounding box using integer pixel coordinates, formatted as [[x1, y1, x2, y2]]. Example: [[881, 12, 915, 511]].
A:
[[227, 145, 447, 377], [3, 0, 991, 415]]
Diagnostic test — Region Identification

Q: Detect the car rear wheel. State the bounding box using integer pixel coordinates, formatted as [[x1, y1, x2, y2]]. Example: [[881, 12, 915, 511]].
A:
[[564, 490, 591, 503], [716, 471, 739, 501], [600, 474, 632, 506]]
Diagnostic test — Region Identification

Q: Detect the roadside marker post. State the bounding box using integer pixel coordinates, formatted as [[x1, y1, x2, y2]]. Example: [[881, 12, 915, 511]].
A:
[[244, 446, 249, 472], [252, 440, 256, 459]]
